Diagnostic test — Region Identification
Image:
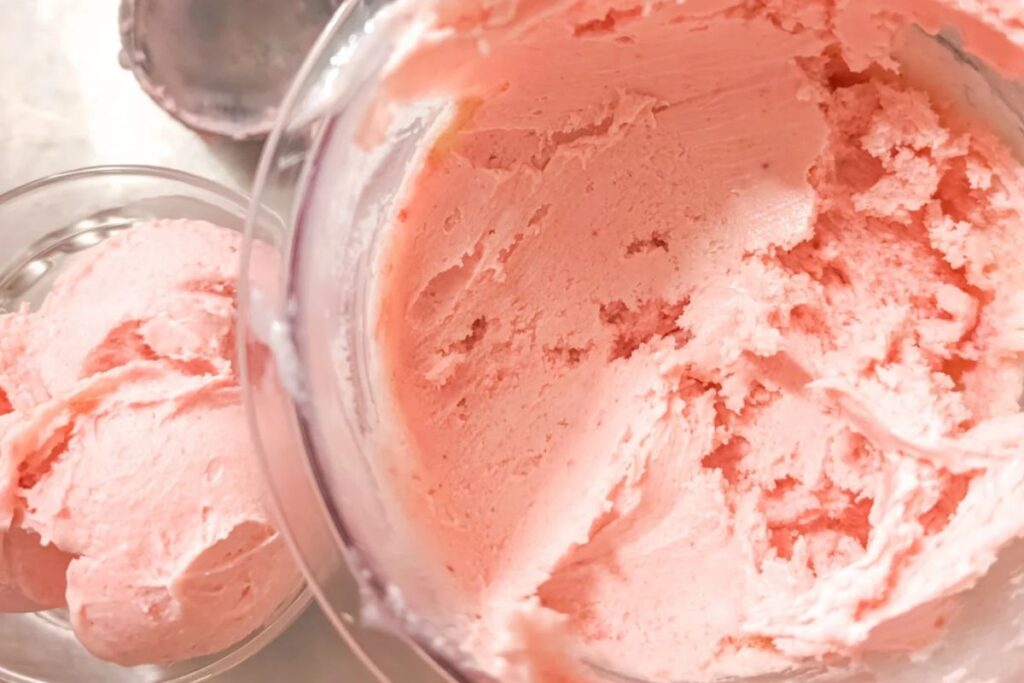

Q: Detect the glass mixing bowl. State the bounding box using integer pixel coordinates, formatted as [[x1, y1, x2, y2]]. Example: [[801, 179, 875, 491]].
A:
[[0, 165, 310, 683], [239, 2, 1024, 682]]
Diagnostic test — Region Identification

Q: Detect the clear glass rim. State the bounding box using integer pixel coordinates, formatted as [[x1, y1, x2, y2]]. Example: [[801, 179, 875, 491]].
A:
[[0, 164, 249, 205], [239, 1, 473, 681], [0, 162, 313, 683]]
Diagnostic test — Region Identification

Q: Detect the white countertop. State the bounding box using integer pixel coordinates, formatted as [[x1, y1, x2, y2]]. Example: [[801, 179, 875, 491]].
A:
[[0, 1, 375, 681]]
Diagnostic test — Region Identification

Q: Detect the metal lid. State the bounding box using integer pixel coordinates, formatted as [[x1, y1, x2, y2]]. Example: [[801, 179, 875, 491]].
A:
[[119, 0, 338, 140]]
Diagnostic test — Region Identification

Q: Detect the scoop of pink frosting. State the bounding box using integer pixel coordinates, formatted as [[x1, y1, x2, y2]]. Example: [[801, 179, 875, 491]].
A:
[[0, 220, 299, 665]]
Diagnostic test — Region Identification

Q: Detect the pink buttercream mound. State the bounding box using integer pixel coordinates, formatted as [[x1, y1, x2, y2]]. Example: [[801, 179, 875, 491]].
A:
[[373, 0, 1024, 681], [0, 220, 299, 665]]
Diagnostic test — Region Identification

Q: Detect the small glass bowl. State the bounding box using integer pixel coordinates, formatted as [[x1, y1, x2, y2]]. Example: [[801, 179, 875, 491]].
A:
[[0, 165, 310, 683], [239, 3, 1024, 683]]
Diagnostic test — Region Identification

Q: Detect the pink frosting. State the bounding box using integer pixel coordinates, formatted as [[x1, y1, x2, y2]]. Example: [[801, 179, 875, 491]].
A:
[[373, 0, 1024, 680], [0, 220, 298, 665]]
